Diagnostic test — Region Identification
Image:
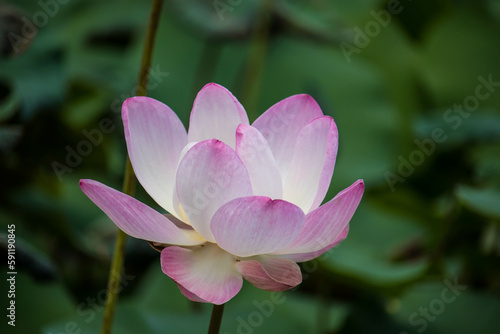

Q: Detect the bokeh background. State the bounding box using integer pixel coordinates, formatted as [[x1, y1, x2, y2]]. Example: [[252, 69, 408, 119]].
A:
[[1, 0, 500, 333]]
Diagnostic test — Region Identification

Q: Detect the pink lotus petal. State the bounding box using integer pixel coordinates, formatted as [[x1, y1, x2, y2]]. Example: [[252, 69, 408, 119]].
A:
[[176, 282, 209, 303], [283, 116, 338, 213], [188, 83, 249, 149], [176, 140, 252, 241], [276, 180, 364, 256], [277, 226, 349, 262], [123, 97, 187, 218], [252, 94, 323, 178], [235, 124, 283, 199], [236, 256, 302, 291], [161, 244, 243, 305], [211, 196, 305, 257], [80, 179, 204, 245]]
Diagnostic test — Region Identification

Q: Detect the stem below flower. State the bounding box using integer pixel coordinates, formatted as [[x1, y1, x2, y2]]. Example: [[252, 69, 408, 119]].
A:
[[100, 1, 164, 333], [100, 229, 127, 334], [207, 304, 226, 334]]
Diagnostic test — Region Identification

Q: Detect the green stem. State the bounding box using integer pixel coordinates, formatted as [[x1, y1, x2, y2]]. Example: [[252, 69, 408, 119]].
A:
[[136, 0, 165, 98], [100, 229, 127, 334], [207, 304, 226, 334], [100, 1, 164, 333]]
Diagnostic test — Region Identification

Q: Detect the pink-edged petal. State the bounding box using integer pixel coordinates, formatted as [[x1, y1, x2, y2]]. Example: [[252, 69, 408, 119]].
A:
[[252, 94, 323, 177], [176, 140, 252, 241], [235, 124, 283, 199], [161, 244, 243, 305], [176, 282, 209, 303], [211, 196, 305, 257], [188, 83, 249, 148], [283, 116, 338, 213], [123, 97, 187, 217], [80, 179, 204, 245], [236, 256, 302, 291], [276, 179, 364, 256], [277, 225, 349, 262]]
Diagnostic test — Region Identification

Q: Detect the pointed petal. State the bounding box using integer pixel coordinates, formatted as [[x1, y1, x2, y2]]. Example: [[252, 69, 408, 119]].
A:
[[122, 97, 187, 217], [252, 94, 323, 177], [277, 226, 349, 262], [188, 83, 249, 148], [276, 180, 363, 256], [161, 244, 243, 305], [176, 140, 252, 241], [211, 196, 305, 257], [236, 256, 302, 291], [80, 179, 204, 245], [235, 124, 283, 199], [283, 116, 338, 213]]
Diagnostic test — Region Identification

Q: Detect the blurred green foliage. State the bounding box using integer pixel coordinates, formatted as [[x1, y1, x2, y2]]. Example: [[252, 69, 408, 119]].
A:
[[1, 0, 500, 333]]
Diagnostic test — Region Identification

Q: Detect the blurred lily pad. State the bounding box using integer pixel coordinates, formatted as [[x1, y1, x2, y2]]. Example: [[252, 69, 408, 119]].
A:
[[10, 273, 75, 333], [0, 234, 57, 281], [167, 0, 258, 39], [419, 8, 500, 108], [62, 2, 149, 95], [61, 84, 110, 129], [323, 200, 429, 286], [455, 185, 500, 222], [415, 109, 500, 148], [486, 0, 500, 22], [392, 280, 500, 334], [1, 47, 67, 120], [274, 0, 351, 43], [468, 143, 500, 186]]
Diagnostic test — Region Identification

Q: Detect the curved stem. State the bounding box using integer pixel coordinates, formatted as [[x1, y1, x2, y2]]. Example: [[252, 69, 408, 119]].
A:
[[207, 304, 226, 334], [100, 1, 164, 333], [136, 0, 165, 98], [100, 229, 127, 334]]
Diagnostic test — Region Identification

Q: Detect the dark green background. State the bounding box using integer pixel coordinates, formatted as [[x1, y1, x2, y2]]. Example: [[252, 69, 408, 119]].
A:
[[1, 0, 500, 333]]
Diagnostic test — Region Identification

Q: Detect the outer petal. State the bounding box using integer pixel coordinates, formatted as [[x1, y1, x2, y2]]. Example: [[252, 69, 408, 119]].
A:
[[236, 256, 302, 291], [123, 97, 187, 217], [283, 116, 338, 213], [188, 83, 249, 148], [252, 94, 323, 177], [211, 196, 305, 257], [176, 140, 252, 242], [276, 180, 364, 256], [235, 124, 283, 199], [80, 180, 204, 245], [161, 244, 243, 305], [277, 225, 349, 262], [176, 283, 208, 303]]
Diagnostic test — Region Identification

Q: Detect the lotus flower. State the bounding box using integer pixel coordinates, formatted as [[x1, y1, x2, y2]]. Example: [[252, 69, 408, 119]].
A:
[[80, 83, 364, 305]]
